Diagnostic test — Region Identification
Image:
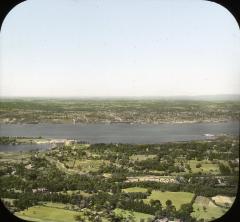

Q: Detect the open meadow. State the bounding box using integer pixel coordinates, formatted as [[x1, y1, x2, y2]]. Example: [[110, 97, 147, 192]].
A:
[[15, 204, 82, 222]]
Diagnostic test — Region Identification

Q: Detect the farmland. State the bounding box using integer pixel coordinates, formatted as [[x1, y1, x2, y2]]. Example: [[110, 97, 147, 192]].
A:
[[143, 191, 195, 210], [15, 204, 82, 222]]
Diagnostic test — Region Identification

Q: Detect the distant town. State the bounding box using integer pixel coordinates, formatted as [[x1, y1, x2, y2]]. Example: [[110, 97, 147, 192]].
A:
[[0, 99, 239, 125]]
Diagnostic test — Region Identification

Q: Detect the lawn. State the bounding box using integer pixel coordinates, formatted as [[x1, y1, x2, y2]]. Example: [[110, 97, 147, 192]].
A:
[[114, 208, 154, 222], [122, 187, 148, 193], [192, 196, 228, 221], [144, 191, 195, 210], [15, 205, 82, 222]]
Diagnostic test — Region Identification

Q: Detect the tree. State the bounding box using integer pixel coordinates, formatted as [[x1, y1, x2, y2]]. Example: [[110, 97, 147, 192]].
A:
[[196, 163, 202, 168], [147, 188, 152, 196], [164, 199, 176, 218], [165, 199, 172, 207], [218, 163, 231, 175], [74, 215, 85, 222], [150, 199, 162, 213], [177, 203, 194, 221]]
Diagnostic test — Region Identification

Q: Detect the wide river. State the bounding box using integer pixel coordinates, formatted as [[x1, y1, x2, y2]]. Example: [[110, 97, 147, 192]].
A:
[[0, 121, 239, 152]]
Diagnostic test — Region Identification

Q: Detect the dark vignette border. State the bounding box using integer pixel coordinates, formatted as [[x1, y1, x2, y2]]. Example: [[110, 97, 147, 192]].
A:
[[0, 0, 239, 221]]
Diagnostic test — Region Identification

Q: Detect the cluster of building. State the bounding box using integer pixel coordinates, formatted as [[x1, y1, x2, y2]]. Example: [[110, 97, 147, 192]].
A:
[[32, 188, 48, 193], [127, 176, 178, 184], [49, 139, 77, 146]]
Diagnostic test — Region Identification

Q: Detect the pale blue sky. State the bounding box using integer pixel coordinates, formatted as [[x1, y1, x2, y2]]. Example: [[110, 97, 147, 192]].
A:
[[1, 0, 240, 97]]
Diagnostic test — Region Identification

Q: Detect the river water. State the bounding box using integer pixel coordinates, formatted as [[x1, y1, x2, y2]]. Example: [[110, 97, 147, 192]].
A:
[[0, 121, 239, 151]]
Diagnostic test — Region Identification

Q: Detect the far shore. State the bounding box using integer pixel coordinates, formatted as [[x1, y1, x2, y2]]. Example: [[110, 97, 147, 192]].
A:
[[0, 119, 237, 125]]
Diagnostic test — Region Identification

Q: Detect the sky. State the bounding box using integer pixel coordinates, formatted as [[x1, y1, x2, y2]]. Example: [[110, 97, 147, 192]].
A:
[[0, 0, 240, 98]]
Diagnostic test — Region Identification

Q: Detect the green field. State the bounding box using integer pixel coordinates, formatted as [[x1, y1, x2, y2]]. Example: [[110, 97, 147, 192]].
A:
[[114, 208, 154, 222], [16, 204, 153, 222], [15, 205, 82, 222], [144, 191, 195, 210], [188, 160, 220, 174]]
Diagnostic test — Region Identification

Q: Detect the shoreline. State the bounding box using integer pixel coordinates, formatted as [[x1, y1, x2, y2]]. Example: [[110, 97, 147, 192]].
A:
[[0, 134, 237, 148], [0, 119, 238, 125]]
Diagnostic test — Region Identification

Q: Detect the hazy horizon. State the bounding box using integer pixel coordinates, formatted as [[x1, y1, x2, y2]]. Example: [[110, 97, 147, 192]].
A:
[[1, 0, 240, 97], [1, 94, 240, 100]]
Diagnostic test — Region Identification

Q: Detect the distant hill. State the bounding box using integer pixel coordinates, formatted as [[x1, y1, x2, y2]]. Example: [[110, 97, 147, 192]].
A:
[[1, 94, 240, 101], [171, 94, 240, 101], [123, 95, 240, 101]]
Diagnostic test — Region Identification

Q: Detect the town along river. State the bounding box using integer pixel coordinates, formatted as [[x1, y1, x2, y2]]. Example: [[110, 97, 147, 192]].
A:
[[0, 121, 239, 152]]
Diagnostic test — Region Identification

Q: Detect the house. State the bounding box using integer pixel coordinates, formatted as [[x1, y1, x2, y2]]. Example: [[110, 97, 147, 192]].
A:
[[50, 139, 76, 146], [154, 218, 182, 222], [65, 139, 76, 145], [50, 139, 66, 145], [32, 188, 48, 193], [25, 164, 32, 169], [154, 218, 169, 222]]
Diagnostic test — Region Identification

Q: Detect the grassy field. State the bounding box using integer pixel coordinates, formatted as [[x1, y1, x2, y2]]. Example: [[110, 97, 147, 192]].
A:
[[188, 160, 220, 174], [15, 205, 82, 222], [144, 191, 195, 210], [15, 203, 154, 222], [0, 151, 31, 164], [191, 196, 228, 221], [114, 208, 154, 222], [122, 187, 148, 193]]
